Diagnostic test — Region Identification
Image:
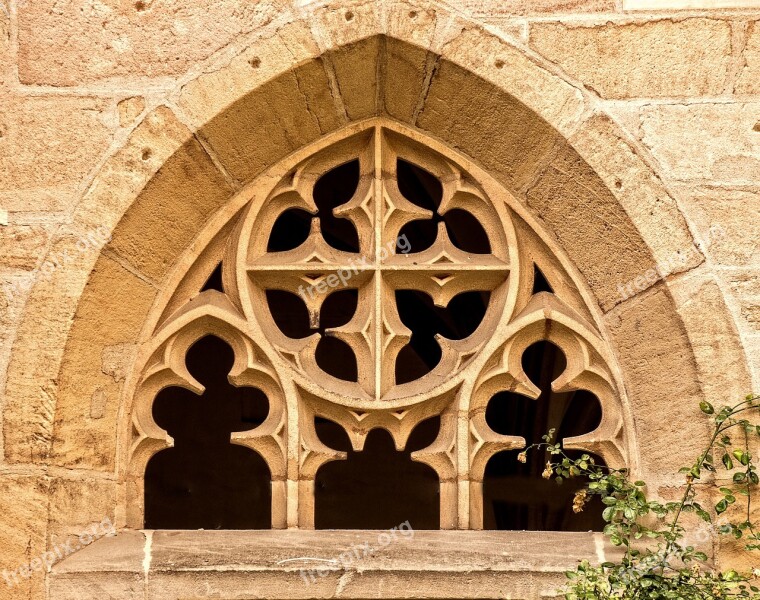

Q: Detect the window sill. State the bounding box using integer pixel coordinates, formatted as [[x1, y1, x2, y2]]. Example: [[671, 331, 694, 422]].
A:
[[49, 530, 619, 600]]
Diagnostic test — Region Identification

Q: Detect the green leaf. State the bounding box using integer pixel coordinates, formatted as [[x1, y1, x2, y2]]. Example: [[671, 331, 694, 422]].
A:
[[700, 401, 714, 414], [722, 453, 734, 470], [716, 499, 729, 514]]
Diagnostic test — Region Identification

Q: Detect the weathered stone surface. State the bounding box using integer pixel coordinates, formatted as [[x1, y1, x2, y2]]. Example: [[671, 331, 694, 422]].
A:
[[439, 24, 586, 136], [668, 271, 752, 403], [0, 475, 49, 600], [524, 137, 656, 312], [328, 36, 380, 121], [673, 185, 760, 267], [309, 0, 384, 50], [625, 0, 760, 7], [199, 58, 342, 184], [17, 0, 280, 86], [51, 255, 157, 469], [457, 0, 615, 14], [47, 478, 120, 544], [106, 135, 235, 283], [747, 334, 760, 390], [3, 233, 103, 464], [51, 530, 616, 600], [382, 36, 432, 123], [0, 96, 113, 213], [385, 0, 443, 50], [177, 20, 320, 129], [3, 108, 190, 465], [72, 107, 193, 234], [724, 270, 760, 333], [641, 102, 760, 183], [570, 114, 702, 279], [0, 9, 10, 88], [417, 58, 562, 192], [736, 20, 760, 94], [117, 97, 146, 128], [529, 18, 732, 99], [604, 284, 708, 481], [0, 224, 49, 271]]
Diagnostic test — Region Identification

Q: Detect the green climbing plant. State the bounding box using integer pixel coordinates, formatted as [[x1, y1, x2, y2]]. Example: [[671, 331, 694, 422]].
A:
[[519, 393, 760, 599]]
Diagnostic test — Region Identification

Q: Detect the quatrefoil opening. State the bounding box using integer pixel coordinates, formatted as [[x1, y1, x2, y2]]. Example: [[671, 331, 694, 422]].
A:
[[267, 159, 362, 254], [395, 159, 491, 255]]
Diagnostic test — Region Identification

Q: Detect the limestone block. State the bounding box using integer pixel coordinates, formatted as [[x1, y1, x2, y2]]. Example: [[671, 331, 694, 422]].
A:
[[747, 334, 760, 389], [328, 36, 380, 121], [385, 0, 445, 50], [17, 0, 281, 86], [308, 0, 384, 51], [0, 9, 10, 88], [529, 18, 732, 99], [439, 24, 586, 137], [416, 58, 561, 192], [524, 137, 656, 312], [3, 233, 102, 464], [641, 102, 760, 184], [454, 0, 616, 15], [569, 115, 702, 279], [668, 271, 752, 403], [49, 531, 146, 600], [106, 134, 236, 283], [724, 270, 760, 333], [47, 478, 121, 545], [0, 224, 49, 271], [198, 58, 343, 184], [736, 20, 760, 95], [51, 254, 157, 469], [0, 475, 49, 600], [382, 36, 432, 123], [0, 96, 113, 213], [177, 20, 320, 129], [604, 284, 708, 481], [671, 184, 760, 267]]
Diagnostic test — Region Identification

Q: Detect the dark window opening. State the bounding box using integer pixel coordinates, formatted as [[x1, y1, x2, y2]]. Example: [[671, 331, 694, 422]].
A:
[[266, 289, 359, 382], [200, 262, 224, 293], [145, 335, 272, 529], [315, 417, 441, 529], [395, 290, 489, 384], [267, 159, 361, 253], [268, 208, 312, 252], [531, 265, 553, 294], [482, 340, 606, 531], [396, 159, 490, 254]]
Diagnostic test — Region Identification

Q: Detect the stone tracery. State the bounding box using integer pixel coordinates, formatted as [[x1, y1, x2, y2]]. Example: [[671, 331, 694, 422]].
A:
[[128, 120, 628, 530]]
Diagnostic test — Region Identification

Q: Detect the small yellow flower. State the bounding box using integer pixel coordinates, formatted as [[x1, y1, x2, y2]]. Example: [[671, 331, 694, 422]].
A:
[[517, 452, 527, 463], [542, 462, 553, 479], [572, 489, 588, 513]]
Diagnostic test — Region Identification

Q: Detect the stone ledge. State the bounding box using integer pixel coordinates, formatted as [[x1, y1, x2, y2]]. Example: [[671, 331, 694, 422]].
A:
[[50, 530, 617, 599]]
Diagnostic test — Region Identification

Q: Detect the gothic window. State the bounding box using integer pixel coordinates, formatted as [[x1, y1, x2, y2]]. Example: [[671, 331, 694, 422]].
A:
[[128, 121, 628, 530]]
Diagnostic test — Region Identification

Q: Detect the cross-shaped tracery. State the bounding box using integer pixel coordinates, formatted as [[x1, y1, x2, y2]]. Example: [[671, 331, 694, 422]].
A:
[[239, 126, 512, 404]]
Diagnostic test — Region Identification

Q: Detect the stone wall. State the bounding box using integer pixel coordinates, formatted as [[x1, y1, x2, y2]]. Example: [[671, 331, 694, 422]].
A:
[[1, 0, 759, 598]]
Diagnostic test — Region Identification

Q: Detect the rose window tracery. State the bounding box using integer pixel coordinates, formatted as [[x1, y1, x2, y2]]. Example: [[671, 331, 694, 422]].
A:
[[128, 120, 629, 531]]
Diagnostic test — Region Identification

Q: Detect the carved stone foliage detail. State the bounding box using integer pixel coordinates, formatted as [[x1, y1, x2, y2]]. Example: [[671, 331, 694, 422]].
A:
[[127, 120, 629, 530]]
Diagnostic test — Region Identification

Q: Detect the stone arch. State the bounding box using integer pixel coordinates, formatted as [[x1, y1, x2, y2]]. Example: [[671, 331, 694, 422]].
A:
[[2, 0, 748, 541]]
